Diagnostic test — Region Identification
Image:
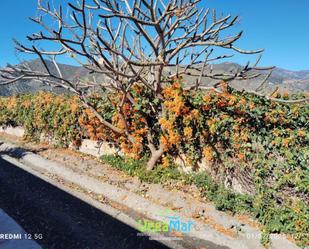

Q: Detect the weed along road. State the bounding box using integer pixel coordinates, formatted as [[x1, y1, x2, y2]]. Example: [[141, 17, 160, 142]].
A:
[[0, 156, 170, 249]]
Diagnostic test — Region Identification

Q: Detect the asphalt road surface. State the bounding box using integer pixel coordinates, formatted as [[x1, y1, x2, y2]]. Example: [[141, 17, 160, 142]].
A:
[[0, 208, 43, 249], [0, 156, 171, 249]]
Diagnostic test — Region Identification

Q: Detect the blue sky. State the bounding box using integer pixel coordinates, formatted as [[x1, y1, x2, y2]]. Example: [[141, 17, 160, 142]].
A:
[[0, 0, 308, 70]]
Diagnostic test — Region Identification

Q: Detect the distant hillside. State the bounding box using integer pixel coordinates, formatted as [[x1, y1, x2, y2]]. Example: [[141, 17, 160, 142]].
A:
[[0, 59, 308, 96], [0, 60, 89, 96], [203, 62, 309, 93]]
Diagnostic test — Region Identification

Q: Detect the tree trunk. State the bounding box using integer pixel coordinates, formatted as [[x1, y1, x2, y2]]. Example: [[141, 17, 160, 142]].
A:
[[146, 148, 164, 171]]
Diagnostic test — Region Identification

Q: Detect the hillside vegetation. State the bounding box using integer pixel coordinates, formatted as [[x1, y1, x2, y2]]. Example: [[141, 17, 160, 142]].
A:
[[0, 83, 308, 247]]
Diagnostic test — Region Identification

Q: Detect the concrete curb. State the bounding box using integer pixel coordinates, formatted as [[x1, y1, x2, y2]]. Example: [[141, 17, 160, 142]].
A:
[[0, 140, 301, 249], [0, 127, 25, 137]]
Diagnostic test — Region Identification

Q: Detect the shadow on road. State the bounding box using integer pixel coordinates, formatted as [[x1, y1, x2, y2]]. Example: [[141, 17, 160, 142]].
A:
[[0, 157, 170, 249], [0, 142, 48, 158]]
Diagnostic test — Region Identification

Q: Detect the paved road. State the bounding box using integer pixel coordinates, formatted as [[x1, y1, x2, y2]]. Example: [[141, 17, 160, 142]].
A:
[[0, 156, 170, 249], [0, 208, 43, 249]]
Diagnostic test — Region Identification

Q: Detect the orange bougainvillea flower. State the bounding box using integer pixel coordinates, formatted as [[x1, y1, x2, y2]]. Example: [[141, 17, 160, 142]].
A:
[[203, 94, 212, 102], [297, 130, 305, 137], [159, 118, 174, 130], [182, 106, 190, 114], [7, 97, 17, 109], [237, 153, 246, 160], [227, 95, 237, 106], [239, 132, 249, 142], [21, 100, 31, 108], [168, 132, 181, 145], [160, 135, 169, 150], [282, 138, 290, 147], [238, 98, 247, 106], [273, 129, 280, 137], [70, 102, 79, 113], [139, 117, 146, 123], [249, 103, 255, 110], [203, 147, 213, 161], [162, 157, 170, 168], [191, 109, 199, 118], [172, 82, 181, 89], [164, 96, 185, 116], [234, 143, 241, 149], [184, 127, 193, 139], [283, 91, 289, 98]]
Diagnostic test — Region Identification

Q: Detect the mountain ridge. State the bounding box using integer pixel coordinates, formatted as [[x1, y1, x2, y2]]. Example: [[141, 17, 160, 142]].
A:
[[0, 59, 308, 96]]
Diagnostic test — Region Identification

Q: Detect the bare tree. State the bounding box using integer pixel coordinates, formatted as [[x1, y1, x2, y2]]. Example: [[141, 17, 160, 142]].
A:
[[1, 0, 307, 169]]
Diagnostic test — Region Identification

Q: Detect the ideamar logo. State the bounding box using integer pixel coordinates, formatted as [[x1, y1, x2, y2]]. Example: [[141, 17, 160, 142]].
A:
[[137, 209, 194, 234]]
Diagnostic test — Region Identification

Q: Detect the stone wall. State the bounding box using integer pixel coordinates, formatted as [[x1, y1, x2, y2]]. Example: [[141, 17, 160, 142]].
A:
[[0, 125, 251, 195]]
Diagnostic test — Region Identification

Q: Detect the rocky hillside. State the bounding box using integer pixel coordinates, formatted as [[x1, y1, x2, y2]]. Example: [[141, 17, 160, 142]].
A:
[[0, 59, 308, 96]]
